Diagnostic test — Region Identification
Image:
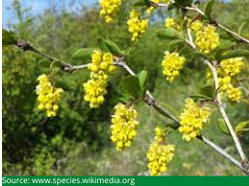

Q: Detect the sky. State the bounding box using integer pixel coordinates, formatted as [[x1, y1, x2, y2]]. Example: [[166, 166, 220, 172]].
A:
[[2, 0, 231, 29], [2, 0, 98, 28]]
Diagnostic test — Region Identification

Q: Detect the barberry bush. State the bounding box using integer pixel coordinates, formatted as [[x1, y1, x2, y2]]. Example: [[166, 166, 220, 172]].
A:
[[2, 0, 249, 175]]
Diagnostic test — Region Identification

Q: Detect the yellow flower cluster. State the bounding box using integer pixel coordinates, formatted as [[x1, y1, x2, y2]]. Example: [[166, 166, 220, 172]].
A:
[[179, 98, 211, 141], [191, 21, 219, 54], [83, 72, 108, 108], [161, 52, 186, 82], [99, 0, 121, 23], [218, 58, 244, 102], [36, 74, 63, 117], [147, 126, 175, 176], [127, 10, 148, 42], [84, 50, 116, 108], [165, 18, 175, 28], [110, 103, 139, 151], [88, 50, 116, 74], [190, 20, 203, 32]]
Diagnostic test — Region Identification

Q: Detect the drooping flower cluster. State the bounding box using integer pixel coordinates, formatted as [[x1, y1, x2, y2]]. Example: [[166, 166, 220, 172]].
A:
[[36, 74, 63, 117], [87, 50, 116, 74], [127, 10, 148, 42], [83, 50, 116, 108], [147, 126, 175, 176], [99, 0, 122, 23], [191, 21, 219, 54], [110, 103, 139, 151], [218, 58, 244, 102], [179, 98, 211, 141], [83, 72, 108, 108], [161, 52, 186, 82]]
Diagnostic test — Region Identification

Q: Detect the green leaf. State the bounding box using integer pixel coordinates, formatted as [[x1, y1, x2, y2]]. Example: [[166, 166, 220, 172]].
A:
[[238, 22, 247, 35], [143, 0, 150, 5], [122, 75, 141, 98], [235, 121, 249, 136], [3, 29, 17, 46], [199, 85, 215, 99], [137, 70, 148, 94], [215, 40, 236, 60], [50, 60, 62, 69], [97, 37, 109, 52], [133, 0, 146, 7], [217, 40, 236, 50], [190, 51, 208, 59], [38, 59, 51, 68], [204, 0, 215, 20], [169, 39, 185, 49], [157, 28, 179, 40], [217, 119, 230, 135], [104, 39, 125, 56], [190, 94, 213, 102], [220, 49, 249, 60], [71, 48, 95, 62]]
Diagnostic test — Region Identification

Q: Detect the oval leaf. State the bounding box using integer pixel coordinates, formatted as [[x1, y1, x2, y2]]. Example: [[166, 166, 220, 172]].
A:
[[157, 28, 179, 39], [97, 37, 109, 52], [217, 119, 230, 135], [122, 76, 141, 98], [204, 0, 215, 20], [235, 121, 249, 136], [137, 70, 148, 94], [72, 48, 95, 62], [38, 59, 51, 68], [220, 49, 249, 60], [104, 39, 125, 56]]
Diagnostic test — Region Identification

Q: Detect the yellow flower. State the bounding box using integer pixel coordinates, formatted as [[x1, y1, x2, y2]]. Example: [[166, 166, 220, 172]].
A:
[[179, 98, 211, 141], [161, 52, 185, 82], [127, 10, 148, 42], [220, 57, 244, 77], [83, 72, 108, 108], [190, 20, 203, 32], [110, 103, 139, 151], [226, 85, 242, 102], [215, 58, 244, 102], [165, 18, 175, 28], [88, 50, 116, 74], [36, 74, 63, 117], [99, 0, 122, 23], [84, 50, 117, 108], [147, 126, 175, 176], [193, 23, 219, 54]]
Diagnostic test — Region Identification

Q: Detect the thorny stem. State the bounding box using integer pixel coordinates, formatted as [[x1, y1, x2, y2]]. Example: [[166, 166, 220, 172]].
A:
[[14, 41, 249, 174], [204, 60, 248, 166]]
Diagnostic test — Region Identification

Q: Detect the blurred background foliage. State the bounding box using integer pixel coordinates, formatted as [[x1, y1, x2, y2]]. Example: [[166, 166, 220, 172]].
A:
[[2, 0, 249, 175]]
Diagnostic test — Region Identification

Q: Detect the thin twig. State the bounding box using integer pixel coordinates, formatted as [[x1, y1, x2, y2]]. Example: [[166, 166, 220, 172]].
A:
[[115, 60, 249, 174], [183, 6, 249, 44], [14, 40, 249, 174], [155, 2, 249, 44], [198, 136, 249, 175], [15, 40, 76, 72], [204, 60, 248, 165]]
